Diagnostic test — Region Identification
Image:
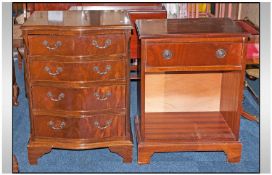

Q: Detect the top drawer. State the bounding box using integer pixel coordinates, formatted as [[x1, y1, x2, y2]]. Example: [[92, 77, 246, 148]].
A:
[[28, 34, 126, 56], [145, 42, 243, 67]]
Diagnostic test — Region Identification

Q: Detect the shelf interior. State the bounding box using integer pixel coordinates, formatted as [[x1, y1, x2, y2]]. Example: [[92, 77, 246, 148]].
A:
[[144, 112, 236, 142]]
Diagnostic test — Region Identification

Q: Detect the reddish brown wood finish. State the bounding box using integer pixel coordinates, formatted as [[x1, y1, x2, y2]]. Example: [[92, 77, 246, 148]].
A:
[[241, 110, 258, 121], [136, 18, 247, 164], [12, 59, 19, 106], [29, 59, 127, 82], [136, 18, 246, 39], [109, 145, 133, 163], [135, 116, 242, 164], [220, 71, 244, 139], [33, 114, 124, 139], [25, 3, 167, 78], [22, 10, 133, 165], [145, 42, 243, 67], [144, 112, 236, 141], [31, 85, 126, 111], [13, 155, 19, 173], [128, 11, 166, 59], [28, 145, 52, 165], [28, 34, 126, 56]]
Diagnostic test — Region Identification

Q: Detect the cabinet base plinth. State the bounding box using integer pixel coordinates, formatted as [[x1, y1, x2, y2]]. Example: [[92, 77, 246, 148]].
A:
[[135, 115, 242, 164], [28, 137, 133, 165]]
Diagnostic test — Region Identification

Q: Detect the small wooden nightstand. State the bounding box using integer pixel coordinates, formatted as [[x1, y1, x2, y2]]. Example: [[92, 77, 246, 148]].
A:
[[135, 18, 248, 164]]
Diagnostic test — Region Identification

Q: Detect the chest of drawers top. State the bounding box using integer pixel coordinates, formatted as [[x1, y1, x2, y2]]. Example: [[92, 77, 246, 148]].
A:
[[22, 10, 133, 31], [136, 18, 247, 39]]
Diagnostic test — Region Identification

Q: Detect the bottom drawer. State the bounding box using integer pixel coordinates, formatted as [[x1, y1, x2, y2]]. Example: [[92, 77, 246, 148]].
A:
[[33, 114, 124, 140]]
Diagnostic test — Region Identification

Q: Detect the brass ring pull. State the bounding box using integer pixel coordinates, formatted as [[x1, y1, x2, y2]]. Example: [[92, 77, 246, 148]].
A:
[[48, 120, 65, 130], [215, 48, 227, 58], [92, 39, 111, 49], [93, 65, 111, 75], [162, 49, 172, 60], [94, 120, 112, 130], [44, 66, 63, 76], [42, 40, 62, 50], [93, 91, 111, 101], [47, 92, 65, 102]]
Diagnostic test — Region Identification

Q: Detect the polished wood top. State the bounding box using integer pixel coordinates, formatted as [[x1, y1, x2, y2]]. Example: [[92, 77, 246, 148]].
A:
[[136, 18, 247, 39], [22, 10, 133, 30]]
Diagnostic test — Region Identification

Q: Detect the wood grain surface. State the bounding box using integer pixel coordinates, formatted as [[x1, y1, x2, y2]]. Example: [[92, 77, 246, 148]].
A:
[[145, 73, 222, 112], [136, 18, 247, 164], [22, 10, 133, 164]]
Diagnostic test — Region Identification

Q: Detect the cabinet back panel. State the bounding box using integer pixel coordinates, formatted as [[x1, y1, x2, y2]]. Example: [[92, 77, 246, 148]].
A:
[[145, 73, 222, 112]]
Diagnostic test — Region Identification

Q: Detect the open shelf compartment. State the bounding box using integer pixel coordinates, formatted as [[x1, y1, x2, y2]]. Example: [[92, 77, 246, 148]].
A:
[[144, 71, 242, 142]]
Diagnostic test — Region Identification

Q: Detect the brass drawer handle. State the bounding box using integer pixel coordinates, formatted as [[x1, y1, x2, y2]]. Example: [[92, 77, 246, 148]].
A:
[[47, 91, 65, 102], [93, 65, 111, 75], [48, 120, 65, 130], [42, 40, 62, 50], [215, 48, 227, 58], [94, 120, 112, 130], [44, 66, 63, 76], [162, 49, 172, 60], [94, 91, 111, 101], [92, 39, 111, 49]]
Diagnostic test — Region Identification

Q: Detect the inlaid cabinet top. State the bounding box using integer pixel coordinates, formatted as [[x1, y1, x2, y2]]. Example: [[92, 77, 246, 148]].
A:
[[22, 10, 133, 30], [136, 18, 247, 39]]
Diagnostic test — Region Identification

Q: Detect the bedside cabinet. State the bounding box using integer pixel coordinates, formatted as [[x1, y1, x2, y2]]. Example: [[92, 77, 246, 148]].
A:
[[21, 10, 133, 164], [135, 18, 248, 164]]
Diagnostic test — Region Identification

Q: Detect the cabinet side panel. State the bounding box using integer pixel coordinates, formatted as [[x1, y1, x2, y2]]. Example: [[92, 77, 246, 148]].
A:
[[220, 71, 242, 139]]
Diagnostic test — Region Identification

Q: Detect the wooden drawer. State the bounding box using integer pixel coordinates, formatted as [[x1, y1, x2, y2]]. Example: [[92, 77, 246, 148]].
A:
[[28, 35, 74, 56], [75, 34, 125, 56], [28, 34, 125, 56], [33, 114, 124, 139], [30, 60, 127, 82], [145, 42, 243, 67], [32, 85, 126, 112]]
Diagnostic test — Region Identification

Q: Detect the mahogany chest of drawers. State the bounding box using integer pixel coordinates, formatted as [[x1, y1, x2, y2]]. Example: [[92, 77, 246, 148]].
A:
[[135, 18, 248, 164], [22, 10, 133, 164]]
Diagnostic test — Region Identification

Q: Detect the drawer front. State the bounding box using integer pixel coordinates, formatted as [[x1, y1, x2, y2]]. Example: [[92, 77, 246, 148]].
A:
[[146, 43, 243, 67], [32, 85, 126, 111], [33, 114, 124, 139], [74, 34, 125, 56], [28, 34, 125, 56], [30, 60, 127, 82], [28, 35, 74, 56]]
